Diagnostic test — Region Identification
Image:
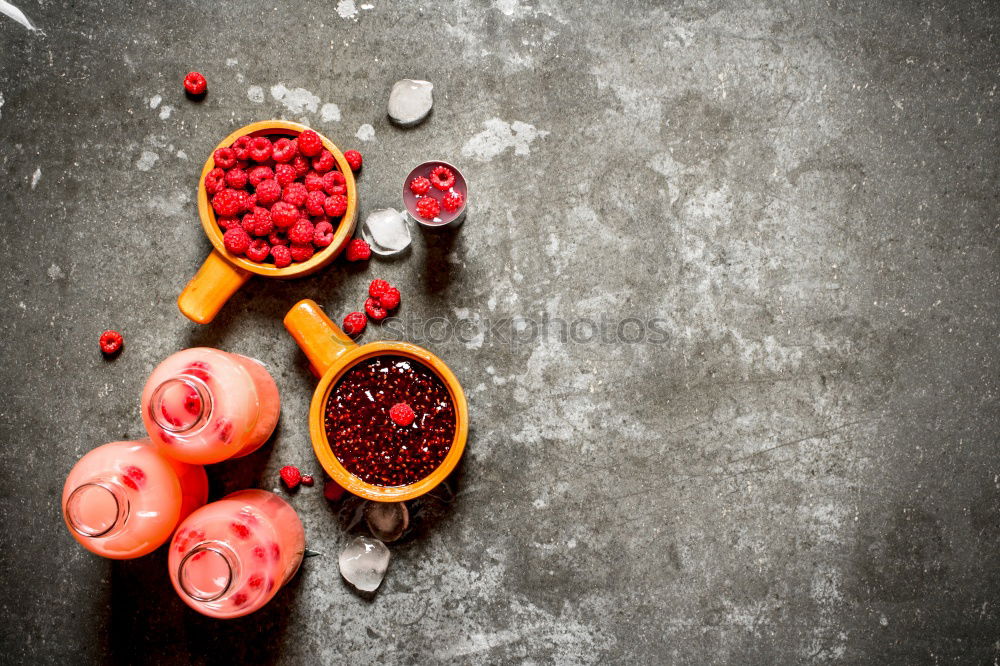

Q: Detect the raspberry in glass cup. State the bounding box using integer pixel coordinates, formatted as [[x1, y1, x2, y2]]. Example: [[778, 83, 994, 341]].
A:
[[141, 348, 280, 465], [62, 439, 208, 559], [168, 490, 305, 619]]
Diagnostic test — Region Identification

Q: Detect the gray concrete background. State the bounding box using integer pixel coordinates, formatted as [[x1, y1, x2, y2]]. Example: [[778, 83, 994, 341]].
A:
[[1, 0, 998, 663]]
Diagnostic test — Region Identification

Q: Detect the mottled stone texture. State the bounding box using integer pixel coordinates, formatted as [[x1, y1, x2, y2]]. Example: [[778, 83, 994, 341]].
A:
[[1, 1, 998, 663]]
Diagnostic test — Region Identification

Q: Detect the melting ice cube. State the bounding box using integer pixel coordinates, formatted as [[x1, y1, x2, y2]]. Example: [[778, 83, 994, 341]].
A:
[[339, 536, 390, 592], [361, 208, 411, 256], [387, 79, 434, 127], [365, 501, 409, 543]]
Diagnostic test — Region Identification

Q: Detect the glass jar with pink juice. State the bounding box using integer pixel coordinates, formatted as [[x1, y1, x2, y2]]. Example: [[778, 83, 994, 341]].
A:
[[141, 348, 280, 465], [62, 439, 208, 559], [168, 490, 305, 618]]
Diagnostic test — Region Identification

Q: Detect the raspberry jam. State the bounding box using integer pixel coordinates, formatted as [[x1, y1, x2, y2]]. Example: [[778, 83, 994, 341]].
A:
[[324, 355, 456, 487]]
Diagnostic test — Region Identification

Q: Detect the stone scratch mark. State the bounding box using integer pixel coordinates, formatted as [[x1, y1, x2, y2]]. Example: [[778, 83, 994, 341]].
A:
[[726, 419, 873, 466]]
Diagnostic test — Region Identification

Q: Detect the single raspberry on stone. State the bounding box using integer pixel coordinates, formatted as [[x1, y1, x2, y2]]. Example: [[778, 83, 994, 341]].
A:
[[271, 138, 297, 163], [212, 189, 243, 217], [429, 165, 455, 190], [343, 312, 367, 336], [345, 238, 371, 261], [301, 475, 315, 486], [324, 194, 348, 217], [232, 136, 252, 161], [289, 243, 315, 262], [204, 168, 226, 195], [442, 190, 465, 213], [313, 221, 335, 247], [217, 216, 240, 231], [255, 179, 281, 205], [281, 182, 308, 207], [311, 150, 335, 173], [364, 297, 387, 321], [288, 219, 315, 244], [409, 176, 431, 195], [279, 465, 301, 489], [324, 479, 345, 501], [274, 163, 296, 187], [297, 129, 323, 157], [369, 279, 390, 299], [268, 230, 288, 247], [305, 190, 327, 216], [224, 167, 248, 189], [415, 195, 440, 220], [304, 171, 325, 192], [99, 330, 124, 355], [322, 170, 347, 195], [248, 137, 273, 162], [247, 165, 274, 187], [389, 402, 415, 426], [270, 202, 299, 228], [213, 147, 236, 169], [223, 227, 251, 255], [183, 71, 207, 96], [246, 239, 270, 262], [379, 286, 401, 310], [344, 149, 363, 171], [291, 155, 310, 177], [271, 244, 292, 268]]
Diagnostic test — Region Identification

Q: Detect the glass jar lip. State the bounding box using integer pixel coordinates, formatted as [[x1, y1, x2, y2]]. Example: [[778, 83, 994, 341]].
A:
[[149, 375, 213, 434], [65, 481, 129, 538], [177, 541, 238, 602]]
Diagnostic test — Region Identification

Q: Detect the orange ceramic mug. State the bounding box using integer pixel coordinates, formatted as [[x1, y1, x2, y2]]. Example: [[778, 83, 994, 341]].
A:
[[283, 299, 468, 502], [177, 121, 358, 324]]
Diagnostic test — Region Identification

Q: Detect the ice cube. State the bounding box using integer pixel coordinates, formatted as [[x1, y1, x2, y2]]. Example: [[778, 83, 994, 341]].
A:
[[361, 208, 411, 256], [364, 501, 409, 543], [387, 79, 434, 127], [339, 536, 390, 592]]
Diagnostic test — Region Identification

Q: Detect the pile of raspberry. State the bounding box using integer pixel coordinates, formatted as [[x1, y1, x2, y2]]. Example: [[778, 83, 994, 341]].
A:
[[342, 279, 402, 336], [409, 165, 464, 220], [206, 129, 363, 267]]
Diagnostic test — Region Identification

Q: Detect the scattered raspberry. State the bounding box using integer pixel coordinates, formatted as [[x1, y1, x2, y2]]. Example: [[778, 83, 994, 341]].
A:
[[280, 465, 302, 489], [297, 129, 323, 157], [288, 219, 315, 244], [213, 148, 236, 170], [304, 171, 325, 192], [204, 168, 225, 195], [311, 149, 335, 173], [344, 149, 363, 171], [212, 189, 243, 217], [289, 243, 315, 262], [321, 170, 347, 195], [305, 190, 327, 216], [271, 244, 292, 268], [248, 136, 273, 162], [99, 330, 123, 355], [429, 165, 455, 190], [224, 167, 247, 189], [281, 182, 308, 207], [442, 190, 465, 213], [246, 239, 270, 262], [121, 465, 146, 490], [247, 165, 274, 187], [313, 221, 335, 247], [389, 402, 416, 426], [379, 286, 401, 310], [323, 479, 345, 502], [301, 475, 315, 486], [270, 201, 299, 228], [183, 71, 207, 96], [223, 227, 252, 255], [217, 216, 240, 231], [364, 297, 387, 321], [324, 194, 348, 218], [232, 136, 252, 161], [369, 279, 390, 299], [345, 238, 371, 261], [409, 176, 431, 195], [415, 195, 440, 220], [274, 163, 297, 187], [343, 311, 367, 336], [291, 155, 310, 177], [271, 138, 297, 163]]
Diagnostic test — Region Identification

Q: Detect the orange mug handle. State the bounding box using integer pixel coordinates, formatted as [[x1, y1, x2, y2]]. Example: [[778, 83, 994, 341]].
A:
[[283, 299, 357, 376], [177, 250, 252, 324]]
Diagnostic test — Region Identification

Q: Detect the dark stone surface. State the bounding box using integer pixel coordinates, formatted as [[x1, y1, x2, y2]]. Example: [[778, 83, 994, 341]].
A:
[[1, 1, 998, 663]]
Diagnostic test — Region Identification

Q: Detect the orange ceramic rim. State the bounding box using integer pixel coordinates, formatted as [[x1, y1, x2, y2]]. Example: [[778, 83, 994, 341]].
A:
[[197, 120, 357, 278], [308, 342, 469, 502]]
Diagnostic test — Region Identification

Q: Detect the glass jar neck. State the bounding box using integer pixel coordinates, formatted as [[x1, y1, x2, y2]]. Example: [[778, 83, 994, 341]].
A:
[[149, 376, 213, 434], [65, 480, 129, 538], [177, 540, 240, 602]]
